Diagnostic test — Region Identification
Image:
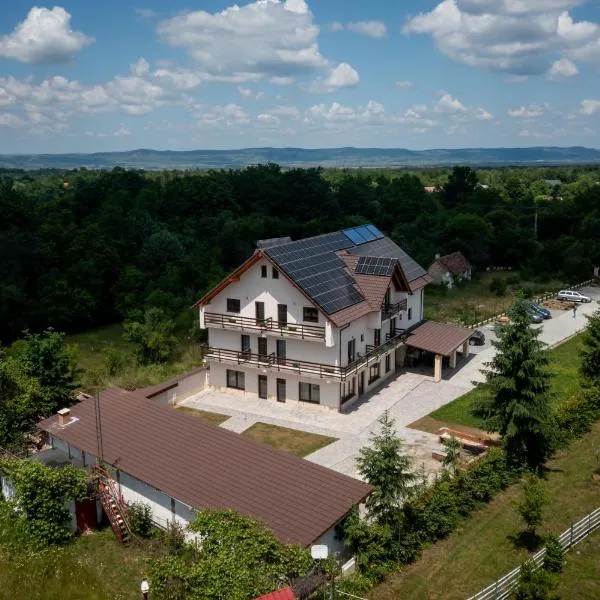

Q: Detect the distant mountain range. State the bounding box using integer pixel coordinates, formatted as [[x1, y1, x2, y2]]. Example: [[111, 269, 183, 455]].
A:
[[2, 146, 600, 170]]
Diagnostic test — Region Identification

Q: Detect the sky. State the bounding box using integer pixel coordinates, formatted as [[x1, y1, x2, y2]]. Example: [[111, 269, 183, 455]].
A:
[[1, 0, 600, 153]]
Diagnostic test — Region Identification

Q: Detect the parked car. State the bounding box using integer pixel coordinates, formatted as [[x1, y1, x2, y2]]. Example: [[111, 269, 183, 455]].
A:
[[469, 329, 486, 346], [528, 301, 552, 319], [556, 290, 592, 303], [530, 311, 544, 324]]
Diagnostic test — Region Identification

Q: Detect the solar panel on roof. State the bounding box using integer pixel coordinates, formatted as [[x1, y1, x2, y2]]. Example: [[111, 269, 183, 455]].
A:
[[355, 256, 397, 277], [365, 224, 384, 240], [343, 227, 368, 245], [355, 225, 377, 243]]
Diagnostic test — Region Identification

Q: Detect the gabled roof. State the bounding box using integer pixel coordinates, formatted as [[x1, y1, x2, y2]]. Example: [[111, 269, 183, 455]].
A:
[[193, 224, 431, 325], [432, 251, 471, 276], [254, 587, 296, 600], [38, 389, 371, 547]]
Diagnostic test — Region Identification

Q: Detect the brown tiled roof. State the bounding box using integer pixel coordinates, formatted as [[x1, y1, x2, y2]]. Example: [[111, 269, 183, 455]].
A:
[[406, 321, 475, 356], [435, 252, 471, 276], [38, 389, 371, 547]]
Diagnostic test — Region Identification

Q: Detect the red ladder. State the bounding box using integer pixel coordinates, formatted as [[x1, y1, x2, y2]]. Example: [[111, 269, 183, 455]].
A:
[[93, 465, 132, 544]]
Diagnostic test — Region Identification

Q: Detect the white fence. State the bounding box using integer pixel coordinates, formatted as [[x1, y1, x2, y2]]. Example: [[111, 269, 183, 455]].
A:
[[466, 278, 596, 329], [466, 506, 600, 600]]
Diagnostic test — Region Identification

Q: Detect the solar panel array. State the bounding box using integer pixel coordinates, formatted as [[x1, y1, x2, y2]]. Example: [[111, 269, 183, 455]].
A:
[[349, 237, 428, 282], [265, 231, 364, 315], [355, 256, 397, 277], [343, 224, 384, 245]]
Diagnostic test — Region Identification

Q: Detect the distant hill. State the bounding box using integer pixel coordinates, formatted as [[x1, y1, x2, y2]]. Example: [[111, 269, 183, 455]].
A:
[[2, 146, 600, 170]]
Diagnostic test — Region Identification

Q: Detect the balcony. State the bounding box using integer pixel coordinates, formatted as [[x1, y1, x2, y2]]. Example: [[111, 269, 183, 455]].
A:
[[204, 312, 326, 341], [381, 299, 408, 321], [203, 328, 409, 381]]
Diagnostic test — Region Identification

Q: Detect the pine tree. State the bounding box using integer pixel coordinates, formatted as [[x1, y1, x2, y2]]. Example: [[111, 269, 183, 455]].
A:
[[356, 410, 415, 524], [473, 300, 554, 471]]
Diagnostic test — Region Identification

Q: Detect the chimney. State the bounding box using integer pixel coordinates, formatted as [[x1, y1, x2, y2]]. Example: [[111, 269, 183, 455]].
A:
[[57, 408, 71, 426]]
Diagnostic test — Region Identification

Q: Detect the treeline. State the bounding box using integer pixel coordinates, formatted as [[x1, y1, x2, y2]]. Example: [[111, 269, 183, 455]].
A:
[[2, 164, 600, 341]]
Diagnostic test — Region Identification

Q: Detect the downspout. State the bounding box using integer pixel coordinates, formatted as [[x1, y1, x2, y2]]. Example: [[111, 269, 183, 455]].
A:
[[338, 323, 350, 413]]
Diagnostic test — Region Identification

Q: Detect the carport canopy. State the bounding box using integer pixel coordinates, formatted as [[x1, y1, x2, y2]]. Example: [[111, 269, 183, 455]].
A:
[[406, 321, 475, 357]]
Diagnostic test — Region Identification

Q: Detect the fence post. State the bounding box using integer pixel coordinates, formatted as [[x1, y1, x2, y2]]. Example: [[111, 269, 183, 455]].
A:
[[570, 524, 574, 549], [494, 579, 499, 599]]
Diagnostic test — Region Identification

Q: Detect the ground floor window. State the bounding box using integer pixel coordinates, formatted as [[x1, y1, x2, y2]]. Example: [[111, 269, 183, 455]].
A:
[[299, 382, 320, 404], [385, 354, 391, 373], [226, 369, 245, 390], [341, 377, 356, 404], [369, 363, 380, 384]]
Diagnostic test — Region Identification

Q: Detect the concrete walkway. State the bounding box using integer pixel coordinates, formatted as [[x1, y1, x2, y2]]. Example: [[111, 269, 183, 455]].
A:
[[181, 287, 600, 481]]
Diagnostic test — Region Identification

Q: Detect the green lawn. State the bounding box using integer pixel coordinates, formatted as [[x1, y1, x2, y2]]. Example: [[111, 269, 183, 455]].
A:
[[175, 406, 230, 425], [242, 423, 337, 458], [0, 525, 154, 600], [556, 528, 600, 600], [371, 421, 600, 600], [424, 272, 565, 326], [427, 334, 585, 431], [65, 323, 203, 391]]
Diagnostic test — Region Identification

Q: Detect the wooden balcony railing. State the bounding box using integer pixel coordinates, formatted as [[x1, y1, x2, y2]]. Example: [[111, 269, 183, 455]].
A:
[[204, 312, 326, 341], [382, 299, 408, 321], [202, 328, 409, 381]]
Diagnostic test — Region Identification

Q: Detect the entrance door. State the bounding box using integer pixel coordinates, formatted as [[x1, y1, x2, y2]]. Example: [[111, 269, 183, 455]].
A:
[[258, 375, 268, 399], [358, 371, 365, 395], [255, 301, 265, 325], [276, 378, 286, 403]]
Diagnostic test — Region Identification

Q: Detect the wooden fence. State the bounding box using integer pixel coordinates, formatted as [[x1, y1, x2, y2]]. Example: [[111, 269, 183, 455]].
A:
[[466, 506, 600, 600], [465, 278, 596, 329]]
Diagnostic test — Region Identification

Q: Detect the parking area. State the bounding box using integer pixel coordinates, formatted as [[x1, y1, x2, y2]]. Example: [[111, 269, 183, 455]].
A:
[[181, 286, 600, 481]]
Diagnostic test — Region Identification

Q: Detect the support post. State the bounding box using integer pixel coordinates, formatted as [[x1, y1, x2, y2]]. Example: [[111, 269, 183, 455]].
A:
[[434, 354, 442, 383], [462, 341, 469, 361], [450, 350, 457, 369]]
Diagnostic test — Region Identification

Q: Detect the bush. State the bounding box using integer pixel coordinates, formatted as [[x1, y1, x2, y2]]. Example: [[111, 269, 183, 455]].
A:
[[163, 520, 186, 555], [490, 276, 508, 297], [512, 561, 559, 600], [123, 307, 178, 365], [517, 475, 548, 536], [128, 502, 153, 538], [543, 535, 565, 574], [102, 346, 127, 376]]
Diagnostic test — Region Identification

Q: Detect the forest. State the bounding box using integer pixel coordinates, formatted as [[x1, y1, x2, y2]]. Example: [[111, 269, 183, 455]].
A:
[[2, 163, 600, 343]]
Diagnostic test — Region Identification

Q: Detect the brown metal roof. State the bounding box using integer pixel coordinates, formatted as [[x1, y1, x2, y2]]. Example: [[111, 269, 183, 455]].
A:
[[435, 251, 471, 276], [406, 321, 475, 356], [38, 389, 371, 547]]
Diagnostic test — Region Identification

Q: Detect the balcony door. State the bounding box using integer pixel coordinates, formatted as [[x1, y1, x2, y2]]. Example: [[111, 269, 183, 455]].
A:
[[258, 375, 268, 399], [277, 304, 287, 325], [255, 301, 265, 325], [347, 339, 356, 364], [276, 378, 286, 403], [241, 334, 251, 358], [358, 371, 365, 395], [374, 328, 381, 347], [276, 340, 286, 363], [258, 337, 268, 358]]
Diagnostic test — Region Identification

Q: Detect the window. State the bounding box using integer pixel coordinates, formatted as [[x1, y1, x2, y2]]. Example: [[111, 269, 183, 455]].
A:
[[369, 363, 380, 384], [226, 369, 245, 390], [303, 307, 319, 323], [276, 340, 286, 361], [299, 382, 320, 404], [360, 334, 364, 342], [342, 377, 356, 403], [227, 298, 240, 313], [241, 334, 251, 356], [408, 307, 413, 320], [348, 339, 356, 363], [385, 354, 391, 373], [272, 267, 279, 279], [258, 375, 268, 399], [255, 301, 265, 324], [374, 328, 381, 347], [277, 304, 288, 325], [258, 337, 268, 357], [261, 265, 267, 278]]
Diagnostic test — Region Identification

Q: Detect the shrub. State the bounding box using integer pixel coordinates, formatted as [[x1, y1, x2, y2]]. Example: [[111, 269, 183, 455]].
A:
[[490, 276, 508, 297], [543, 534, 565, 574], [102, 346, 127, 376], [163, 520, 186, 555], [512, 561, 559, 600], [128, 501, 153, 538], [517, 475, 548, 536]]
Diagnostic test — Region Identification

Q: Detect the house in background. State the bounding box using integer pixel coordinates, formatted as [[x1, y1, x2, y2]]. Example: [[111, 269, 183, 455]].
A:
[[194, 224, 437, 410], [38, 388, 371, 551], [428, 251, 472, 289]]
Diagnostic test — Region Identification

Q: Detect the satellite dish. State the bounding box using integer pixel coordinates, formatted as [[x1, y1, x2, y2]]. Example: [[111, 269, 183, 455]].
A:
[[311, 544, 328, 560]]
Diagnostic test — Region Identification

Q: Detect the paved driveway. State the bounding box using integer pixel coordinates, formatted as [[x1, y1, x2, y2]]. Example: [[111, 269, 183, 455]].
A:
[[181, 286, 600, 481]]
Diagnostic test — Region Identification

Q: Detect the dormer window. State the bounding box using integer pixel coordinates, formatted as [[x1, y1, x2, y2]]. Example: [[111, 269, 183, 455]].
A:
[[261, 265, 267, 278]]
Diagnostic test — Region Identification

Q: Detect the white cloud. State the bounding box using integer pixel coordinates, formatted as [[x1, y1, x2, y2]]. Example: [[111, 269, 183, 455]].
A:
[[0, 113, 24, 127], [152, 68, 203, 90], [330, 21, 344, 32], [131, 58, 150, 77], [508, 103, 548, 117], [269, 76, 295, 85], [309, 62, 360, 93], [347, 21, 387, 38], [238, 86, 265, 100], [404, 0, 600, 75], [136, 8, 157, 20], [548, 57, 578, 79], [434, 93, 467, 113], [157, 0, 326, 79], [581, 99, 600, 115], [267, 105, 301, 119], [0, 7, 93, 64], [113, 124, 131, 137], [474, 107, 493, 120], [257, 113, 281, 126], [396, 80, 414, 88]]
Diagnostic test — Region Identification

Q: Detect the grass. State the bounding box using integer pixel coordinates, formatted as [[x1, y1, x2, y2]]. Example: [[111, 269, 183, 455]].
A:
[[65, 322, 203, 391], [371, 421, 600, 600], [426, 334, 585, 431], [556, 529, 600, 599], [242, 423, 337, 458], [175, 406, 230, 425], [0, 525, 154, 600], [424, 272, 565, 326]]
